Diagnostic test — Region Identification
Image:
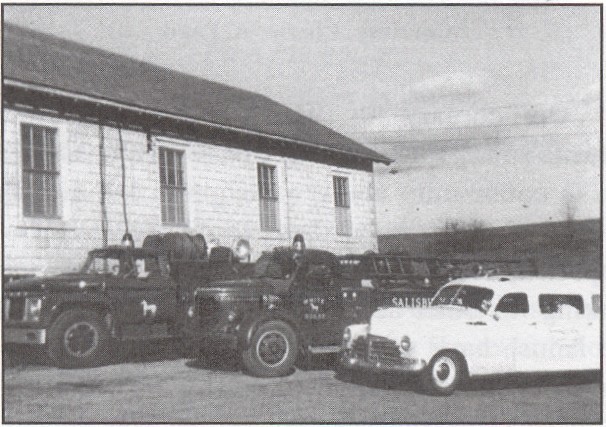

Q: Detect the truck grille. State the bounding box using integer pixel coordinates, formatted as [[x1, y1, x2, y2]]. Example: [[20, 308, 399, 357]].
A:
[[196, 296, 221, 326], [352, 336, 368, 359], [352, 335, 403, 367], [7, 297, 25, 321]]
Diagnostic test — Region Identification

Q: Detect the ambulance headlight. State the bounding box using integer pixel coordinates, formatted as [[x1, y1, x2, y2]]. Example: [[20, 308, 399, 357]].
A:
[[400, 335, 411, 351]]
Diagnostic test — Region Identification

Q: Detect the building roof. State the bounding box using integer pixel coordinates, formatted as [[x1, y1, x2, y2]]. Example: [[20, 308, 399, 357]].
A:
[[3, 23, 391, 164]]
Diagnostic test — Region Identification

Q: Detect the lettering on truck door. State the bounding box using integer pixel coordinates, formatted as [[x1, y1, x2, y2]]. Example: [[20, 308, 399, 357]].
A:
[[296, 263, 344, 347]]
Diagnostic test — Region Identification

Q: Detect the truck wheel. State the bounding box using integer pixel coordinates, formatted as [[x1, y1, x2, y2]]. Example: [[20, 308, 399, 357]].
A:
[[420, 351, 465, 396], [242, 320, 298, 377], [47, 309, 110, 369]]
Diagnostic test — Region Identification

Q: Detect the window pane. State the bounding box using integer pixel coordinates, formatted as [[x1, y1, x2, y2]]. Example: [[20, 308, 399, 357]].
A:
[[167, 150, 176, 185], [175, 153, 183, 187], [32, 185, 45, 215], [272, 167, 278, 196], [21, 125, 59, 218], [260, 198, 279, 231], [175, 189, 184, 223], [159, 148, 186, 224], [258, 164, 279, 231], [334, 177, 352, 235], [160, 188, 167, 223], [159, 149, 167, 185], [539, 294, 584, 314], [336, 206, 352, 235], [43, 128, 56, 170], [22, 125, 32, 169], [333, 177, 350, 208], [495, 293, 529, 313], [23, 178, 32, 216]]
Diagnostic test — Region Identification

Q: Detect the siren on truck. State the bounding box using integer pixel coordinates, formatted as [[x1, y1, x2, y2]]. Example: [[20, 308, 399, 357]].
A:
[[121, 232, 135, 247], [234, 239, 251, 262], [292, 234, 305, 252]]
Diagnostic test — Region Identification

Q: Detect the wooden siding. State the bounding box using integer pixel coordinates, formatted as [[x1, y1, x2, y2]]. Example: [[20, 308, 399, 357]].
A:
[[3, 108, 379, 276]]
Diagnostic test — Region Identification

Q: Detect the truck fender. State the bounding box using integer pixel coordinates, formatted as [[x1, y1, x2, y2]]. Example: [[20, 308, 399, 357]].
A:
[[237, 310, 300, 351], [49, 295, 114, 330]]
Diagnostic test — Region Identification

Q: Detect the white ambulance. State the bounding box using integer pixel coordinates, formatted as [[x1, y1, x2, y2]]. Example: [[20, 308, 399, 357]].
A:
[[340, 276, 600, 395]]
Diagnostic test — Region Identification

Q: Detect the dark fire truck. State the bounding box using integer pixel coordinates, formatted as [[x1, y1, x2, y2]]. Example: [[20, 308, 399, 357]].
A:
[[187, 241, 533, 377], [2, 233, 251, 368]]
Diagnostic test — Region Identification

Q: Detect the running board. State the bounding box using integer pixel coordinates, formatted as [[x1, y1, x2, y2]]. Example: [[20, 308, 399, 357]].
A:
[[120, 323, 172, 341], [308, 345, 341, 354]]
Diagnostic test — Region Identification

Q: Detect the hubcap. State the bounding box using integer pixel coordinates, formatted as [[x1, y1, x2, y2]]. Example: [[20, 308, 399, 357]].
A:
[[64, 322, 99, 358], [256, 331, 289, 367], [432, 356, 457, 388]]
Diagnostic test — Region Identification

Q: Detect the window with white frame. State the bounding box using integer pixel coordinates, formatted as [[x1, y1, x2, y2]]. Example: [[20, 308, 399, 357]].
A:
[[21, 124, 59, 218], [257, 163, 280, 231], [333, 176, 352, 236], [159, 147, 186, 225]]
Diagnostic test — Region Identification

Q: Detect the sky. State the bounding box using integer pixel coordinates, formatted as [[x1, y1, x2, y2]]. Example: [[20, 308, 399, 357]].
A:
[[4, 5, 601, 233]]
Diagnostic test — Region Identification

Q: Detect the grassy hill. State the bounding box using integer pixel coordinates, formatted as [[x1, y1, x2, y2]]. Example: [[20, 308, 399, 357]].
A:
[[378, 219, 601, 278]]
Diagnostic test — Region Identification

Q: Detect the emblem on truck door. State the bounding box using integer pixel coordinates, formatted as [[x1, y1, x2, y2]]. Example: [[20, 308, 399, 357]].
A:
[[140, 300, 157, 317], [303, 298, 326, 320]]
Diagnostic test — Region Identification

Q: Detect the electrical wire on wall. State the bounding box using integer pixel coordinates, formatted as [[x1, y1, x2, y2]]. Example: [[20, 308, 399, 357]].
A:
[[98, 123, 108, 248], [118, 126, 129, 235]]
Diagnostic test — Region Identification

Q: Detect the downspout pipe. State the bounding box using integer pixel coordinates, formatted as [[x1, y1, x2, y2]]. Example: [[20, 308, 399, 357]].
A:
[[99, 123, 108, 248], [118, 126, 129, 235]]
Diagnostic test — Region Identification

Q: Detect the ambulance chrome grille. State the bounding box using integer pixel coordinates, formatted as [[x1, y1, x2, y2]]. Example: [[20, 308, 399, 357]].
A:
[[351, 335, 403, 366], [368, 335, 401, 363]]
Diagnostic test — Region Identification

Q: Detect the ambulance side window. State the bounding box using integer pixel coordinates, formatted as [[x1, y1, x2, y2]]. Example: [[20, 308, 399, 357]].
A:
[[591, 294, 600, 313], [539, 294, 584, 314], [495, 293, 529, 313]]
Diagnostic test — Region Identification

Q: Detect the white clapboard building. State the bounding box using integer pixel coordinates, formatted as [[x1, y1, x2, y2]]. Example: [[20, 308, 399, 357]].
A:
[[3, 24, 391, 278]]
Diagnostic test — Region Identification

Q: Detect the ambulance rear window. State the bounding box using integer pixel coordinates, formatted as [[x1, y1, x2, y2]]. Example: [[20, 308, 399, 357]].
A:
[[592, 294, 600, 313]]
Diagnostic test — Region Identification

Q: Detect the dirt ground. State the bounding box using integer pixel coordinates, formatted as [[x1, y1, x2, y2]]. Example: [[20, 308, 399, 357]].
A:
[[3, 345, 601, 423]]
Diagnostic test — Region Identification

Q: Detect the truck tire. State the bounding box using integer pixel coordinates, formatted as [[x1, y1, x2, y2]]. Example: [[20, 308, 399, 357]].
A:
[[420, 350, 466, 396], [47, 309, 110, 369], [242, 320, 298, 377]]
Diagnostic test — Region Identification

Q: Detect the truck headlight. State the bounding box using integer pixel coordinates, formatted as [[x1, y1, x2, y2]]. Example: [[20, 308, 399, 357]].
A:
[[400, 335, 411, 351], [187, 306, 195, 318], [24, 298, 42, 322]]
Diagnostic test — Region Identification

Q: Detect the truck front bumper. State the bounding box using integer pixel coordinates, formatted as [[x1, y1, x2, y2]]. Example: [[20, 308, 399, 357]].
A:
[[3, 328, 46, 345]]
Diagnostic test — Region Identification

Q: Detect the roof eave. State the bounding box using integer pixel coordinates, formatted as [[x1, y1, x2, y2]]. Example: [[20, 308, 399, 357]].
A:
[[4, 78, 392, 165]]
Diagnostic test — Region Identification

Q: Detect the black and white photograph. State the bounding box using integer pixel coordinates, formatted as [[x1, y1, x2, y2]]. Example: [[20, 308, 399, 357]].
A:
[[2, 3, 601, 423]]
